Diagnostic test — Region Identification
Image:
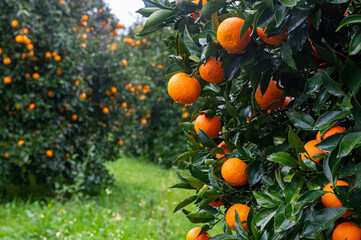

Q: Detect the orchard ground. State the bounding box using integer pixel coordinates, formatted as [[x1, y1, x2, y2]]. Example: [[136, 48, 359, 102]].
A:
[[0, 155, 222, 239]]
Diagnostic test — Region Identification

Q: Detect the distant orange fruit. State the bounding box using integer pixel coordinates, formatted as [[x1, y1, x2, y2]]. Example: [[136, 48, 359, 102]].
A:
[[190, 0, 208, 19], [46, 150, 54, 158], [11, 20, 18, 28], [3, 76, 12, 84], [32, 73, 40, 79], [322, 181, 353, 218], [81, 43, 86, 48], [71, 114, 78, 121], [15, 35, 24, 43], [225, 204, 250, 231], [81, 34, 87, 39], [332, 222, 361, 240], [217, 17, 252, 54], [167, 72, 201, 105], [281, 96, 292, 109], [117, 140, 124, 146], [186, 227, 210, 240], [4, 152, 9, 159], [182, 112, 189, 119], [209, 199, 223, 207], [26, 44, 34, 51], [122, 59, 128, 66], [54, 55, 61, 61], [316, 125, 346, 143], [300, 139, 327, 163], [20, 27, 29, 34], [29, 103, 35, 110], [111, 87, 117, 93], [255, 80, 285, 110], [110, 44, 116, 51], [103, 107, 109, 114], [141, 119, 147, 125], [194, 114, 222, 139], [82, 15, 88, 21], [216, 141, 231, 160], [117, 23, 123, 28], [57, 68, 62, 75], [45, 52, 52, 58], [199, 57, 224, 83], [3, 57, 11, 65], [221, 157, 248, 186], [18, 140, 25, 146], [121, 102, 127, 108], [257, 28, 288, 45], [79, 93, 86, 99]]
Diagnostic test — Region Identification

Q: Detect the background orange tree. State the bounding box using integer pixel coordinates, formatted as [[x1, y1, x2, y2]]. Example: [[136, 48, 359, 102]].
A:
[[138, 0, 361, 239], [0, 0, 187, 198]]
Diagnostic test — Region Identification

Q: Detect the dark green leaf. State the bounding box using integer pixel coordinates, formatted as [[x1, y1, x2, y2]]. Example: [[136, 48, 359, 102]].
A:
[[190, 165, 210, 184], [341, 60, 361, 96], [288, 126, 306, 153], [281, 42, 297, 69], [198, 129, 217, 148], [314, 111, 350, 130], [294, 190, 325, 215], [139, 9, 174, 36], [349, 29, 361, 55], [173, 195, 198, 212], [255, 208, 277, 231], [286, 112, 315, 130], [187, 211, 216, 223], [336, 14, 361, 32], [337, 132, 361, 157], [267, 152, 298, 167], [319, 71, 345, 97], [253, 191, 283, 208], [199, 0, 227, 19], [175, 151, 198, 163], [279, 0, 300, 7]]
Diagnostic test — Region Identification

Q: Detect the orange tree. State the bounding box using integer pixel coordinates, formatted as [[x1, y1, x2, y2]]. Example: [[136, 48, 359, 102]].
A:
[[138, 0, 361, 239], [0, 0, 184, 198]]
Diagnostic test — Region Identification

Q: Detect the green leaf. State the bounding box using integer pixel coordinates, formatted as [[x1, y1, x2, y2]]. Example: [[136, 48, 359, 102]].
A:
[[211, 234, 238, 240], [351, 97, 361, 127], [337, 132, 361, 158], [199, 0, 227, 19], [281, 42, 297, 70], [253, 191, 283, 208], [314, 111, 350, 130], [336, 14, 361, 32], [323, 150, 342, 184], [240, 14, 254, 40], [315, 134, 343, 152], [139, 9, 174, 36], [341, 60, 361, 96], [293, 190, 325, 215], [198, 129, 217, 148], [175, 151, 198, 163], [275, 4, 288, 27], [319, 71, 345, 97], [325, 0, 350, 3], [173, 195, 198, 212], [184, 26, 202, 56], [248, 160, 264, 186], [286, 112, 315, 130], [267, 152, 298, 167], [349, 29, 361, 55], [176, 170, 204, 189], [190, 165, 210, 184], [274, 203, 295, 232], [170, 182, 195, 189], [255, 208, 277, 231], [279, 0, 300, 7], [187, 211, 216, 223], [301, 208, 347, 238], [288, 126, 306, 153]]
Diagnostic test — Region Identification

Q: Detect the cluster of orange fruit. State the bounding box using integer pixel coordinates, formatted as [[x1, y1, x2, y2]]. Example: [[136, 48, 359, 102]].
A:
[[123, 37, 147, 46]]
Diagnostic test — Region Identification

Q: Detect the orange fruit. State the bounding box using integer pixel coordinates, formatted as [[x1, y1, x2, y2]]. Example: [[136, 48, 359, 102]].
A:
[[32, 73, 40, 79], [121, 102, 127, 108], [79, 93, 86, 99], [300, 139, 327, 163], [71, 114, 78, 121], [81, 43, 86, 48], [309, 38, 321, 61], [45, 52, 52, 58], [316, 125, 346, 143], [168, 72, 201, 105], [110, 44, 116, 51], [217, 17, 252, 54], [142, 39, 147, 43], [3, 57, 11, 65], [322, 180, 353, 218], [15, 35, 24, 43], [255, 80, 285, 110], [118, 140, 124, 146], [117, 23, 123, 28], [29, 103, 35, 110], [111, 87, 117, 93], [141, 119, 147, 125], [216, 141, 231, 160], [46, 150, 54, 158], [122, 59, 128, 66], [194, 114, 222, 139], [209, 199, 223, 207], [11, 20, 18, 28], [190, 0, 208, 19], [281, 96, 291, 109], [225, 204, 250, 231], [182, 112, 189, 119], [157, 64, 164, 69], [332, 222, 361, 240], [82, 15, 88, 21], [186, 227, 210, 240], [257, 28, 288, 45], [57, 69, 62, 75], [18, 140, 25, 146], [3, 76, 12, 84], [4, 152, 9, 159], [103, 107, 109, 114], [199, 57, 224, 83], [26, 44, 34, 50], [221, 158, 248, 186]]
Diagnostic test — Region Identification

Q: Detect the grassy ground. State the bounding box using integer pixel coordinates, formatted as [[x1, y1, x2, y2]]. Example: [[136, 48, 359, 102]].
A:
[[0, 156, 222, 239]]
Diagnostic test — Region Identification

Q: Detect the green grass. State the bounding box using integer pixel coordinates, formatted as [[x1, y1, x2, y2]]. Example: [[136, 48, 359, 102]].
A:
[[0, 156, 222, 239]]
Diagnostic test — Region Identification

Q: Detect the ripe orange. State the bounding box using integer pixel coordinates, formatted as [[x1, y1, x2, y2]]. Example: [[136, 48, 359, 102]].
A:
[[221, 158, 248, 186], [141, 119, 147, 125], [46, 150, 54, 158], [216, 141, 231, 160], [71, 114, 78, 121], [182, 112, 189, 119], [255, 80, 285, 110], [3, 76, 12, 84], [209, 199, 223, 207], [3, 57, 11, 65], [316, 125, 346, 142], [110, 44, 116, 51], [199, 57, 224, 83], [82, 15, 88, 21], [79, 93, 86, 99], [332, 222, 361, 240], [194, 114, 222, 139], [117, 23, 123, 28], [225, 204, 250, 231], [29, 103, 35, 110], [111, 87, 117, 93], [48, 90, 53, 97], [57, 69, 62, 75], [186, 227, 210, 240], [26, 44, 34, 50], [168, 72, 201, 105], [4, 152, 9, 158], [54, 55, 61, 61], [81, 43, 86, 48], [32, 73, 40, 79], [190, 0, 207, 19], [15, 35, 24, 43], [45, 52, 52, 58], [103, 107, 109, 114], [18, 140, 25, 146], [11, 20, 18, 28], [322, 180, 353, 218], [81, 34, 87, 39], [300, 139, 327, 163], [122, 59, 128, 66], [217, 17, 252, 54], [257, 28, 288, 45], [121, 102, 127, 108], [117, 140, 124, 146]]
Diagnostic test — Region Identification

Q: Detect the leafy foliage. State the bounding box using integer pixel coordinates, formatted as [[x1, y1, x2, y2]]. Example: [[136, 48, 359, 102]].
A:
[[138, 0, 361, 239]]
